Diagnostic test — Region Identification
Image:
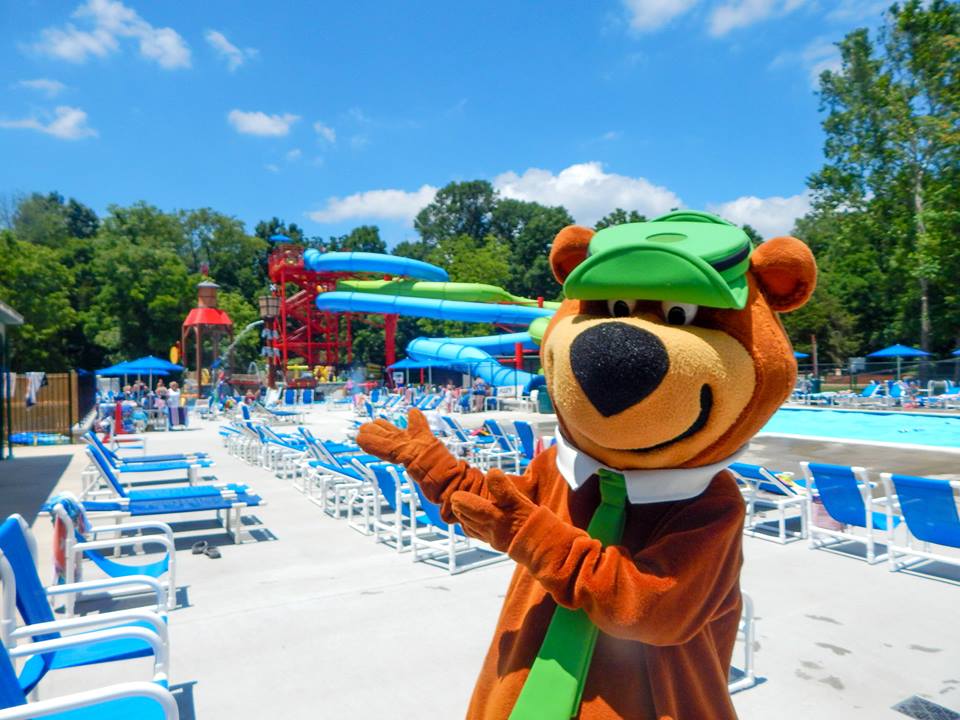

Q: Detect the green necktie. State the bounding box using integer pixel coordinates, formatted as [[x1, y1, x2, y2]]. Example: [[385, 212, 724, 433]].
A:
[[509, 468, 628, 719]]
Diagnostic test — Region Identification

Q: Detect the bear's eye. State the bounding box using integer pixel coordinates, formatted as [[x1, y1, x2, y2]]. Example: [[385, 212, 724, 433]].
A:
[[606, 299, 638, 318], [662, 302, 698, 326]]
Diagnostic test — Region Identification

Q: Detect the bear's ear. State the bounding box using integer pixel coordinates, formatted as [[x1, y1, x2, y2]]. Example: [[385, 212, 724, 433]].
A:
[[750, 236, 817, 312], [550, 225, 594, 284]]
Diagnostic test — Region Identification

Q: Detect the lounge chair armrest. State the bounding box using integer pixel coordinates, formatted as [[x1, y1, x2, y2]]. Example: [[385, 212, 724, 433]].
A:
[[74, 535, 174, 557], [0, 681, 177, 720], [10, 627, 168, 682], [86, 520, 174, 539], [12, 607, 167, 642], [43, 576, 166, 609]]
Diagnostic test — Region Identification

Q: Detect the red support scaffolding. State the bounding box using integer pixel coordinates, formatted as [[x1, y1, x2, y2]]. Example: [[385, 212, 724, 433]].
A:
[[267, 243, 397, 380]]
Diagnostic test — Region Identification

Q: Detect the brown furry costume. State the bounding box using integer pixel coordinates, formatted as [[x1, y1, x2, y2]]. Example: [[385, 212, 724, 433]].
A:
[[358, 223, 816, 719]]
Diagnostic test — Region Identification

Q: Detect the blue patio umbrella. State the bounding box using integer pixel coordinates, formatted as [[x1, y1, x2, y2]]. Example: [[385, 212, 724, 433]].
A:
[[122, 356, 184, 374], [793, 351, 810, 359], [952, 349, 960, 357], [95, 361, 136, 377], [867, 343, 931, 380]]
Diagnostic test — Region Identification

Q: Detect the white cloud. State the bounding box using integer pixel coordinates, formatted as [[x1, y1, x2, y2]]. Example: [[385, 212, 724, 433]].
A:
[[494, 162, 681, 225], [15, 79, 66, 97], [709, 0, 808, 36], [707, 191, 811, 238], [33, 0, 190, 69], [0, 106, 96, 140], [313, 121, 336, 143], [826, 0, 888, 22], [286, 148, 302, 161], [771, 37, 840, 88], [349, 134, 369, 149], [227, 110, 299, 137], [205, 30, 256, 71], [264, 163, 280, 173], [305, 162, 682, 227], [308, 185, 439, 223], [622, 0, 699, 31]]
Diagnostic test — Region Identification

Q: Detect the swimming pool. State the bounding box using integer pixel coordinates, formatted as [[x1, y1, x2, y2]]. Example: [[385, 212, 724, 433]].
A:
[[760, 407, 960, 450]]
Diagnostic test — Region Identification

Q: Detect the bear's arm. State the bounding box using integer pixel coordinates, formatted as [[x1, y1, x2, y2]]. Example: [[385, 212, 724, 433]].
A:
[[405, 442, 547, 524], [507, 475, 744, 646]]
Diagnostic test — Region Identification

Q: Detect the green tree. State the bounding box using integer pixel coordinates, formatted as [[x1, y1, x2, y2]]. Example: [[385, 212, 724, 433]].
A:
[[90, 204, 196, 361], [327, 225, 387, 253], [66, 199, 99, 239], [490, 199, 573, 300], [0, 231, 78, 370], [594, 209, 647, 230], [179, 209, 268, 298], [414, 180, 496, 246], [12, 192, 70, 247], [254, 217, 304, 244], [742, 224, 764, 246], [810, 1, 960, 351]]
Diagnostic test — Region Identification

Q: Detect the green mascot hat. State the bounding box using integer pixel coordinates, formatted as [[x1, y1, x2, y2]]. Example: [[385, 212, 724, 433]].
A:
[[563, 210, 754, 309]]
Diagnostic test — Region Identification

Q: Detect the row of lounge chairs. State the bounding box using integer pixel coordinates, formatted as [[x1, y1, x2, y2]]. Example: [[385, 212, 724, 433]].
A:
[[730, 461, 960, 572], [0, 429, 273, 718], [795, 379, 960, 409]]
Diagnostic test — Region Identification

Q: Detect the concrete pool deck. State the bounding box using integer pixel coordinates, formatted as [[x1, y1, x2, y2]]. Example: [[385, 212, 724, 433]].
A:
[[1, 408, 958, 719]]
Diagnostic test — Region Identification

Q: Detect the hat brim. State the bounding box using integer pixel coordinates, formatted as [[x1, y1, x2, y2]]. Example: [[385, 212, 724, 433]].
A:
[[563, 244, 749, 310]]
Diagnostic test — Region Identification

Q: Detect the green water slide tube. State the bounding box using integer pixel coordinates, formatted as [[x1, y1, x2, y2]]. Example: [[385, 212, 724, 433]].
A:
[[336, 279, 561, 310]]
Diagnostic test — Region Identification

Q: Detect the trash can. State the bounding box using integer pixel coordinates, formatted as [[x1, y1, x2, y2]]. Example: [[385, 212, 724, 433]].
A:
[[537, 386, 554, 414], [810, 377, 822, 394]]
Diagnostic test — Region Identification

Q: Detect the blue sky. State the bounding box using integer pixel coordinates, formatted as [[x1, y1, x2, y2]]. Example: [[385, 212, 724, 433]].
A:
[[0, 0, 886, 246]]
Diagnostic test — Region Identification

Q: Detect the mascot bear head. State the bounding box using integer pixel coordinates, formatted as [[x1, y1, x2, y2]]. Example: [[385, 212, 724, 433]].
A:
[[542, 210, 816, 470]]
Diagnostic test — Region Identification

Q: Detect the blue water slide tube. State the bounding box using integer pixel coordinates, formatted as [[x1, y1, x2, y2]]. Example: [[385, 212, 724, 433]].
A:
[[442, 332, 539, 354], [303, 250, 449, 282], [314, 292, 554, 326], [407, 338, 542, 392]]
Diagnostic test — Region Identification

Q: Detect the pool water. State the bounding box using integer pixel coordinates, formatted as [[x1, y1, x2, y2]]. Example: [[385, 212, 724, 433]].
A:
[[761, 408, 960, 449]]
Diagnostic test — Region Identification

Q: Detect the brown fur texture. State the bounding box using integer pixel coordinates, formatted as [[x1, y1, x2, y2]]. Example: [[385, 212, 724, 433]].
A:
[[357, 228, 816, 719]]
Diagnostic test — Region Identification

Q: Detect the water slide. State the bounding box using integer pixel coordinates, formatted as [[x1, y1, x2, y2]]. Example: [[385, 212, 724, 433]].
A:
[[309, 251, 556, 390], [303, 250, 449, 282]]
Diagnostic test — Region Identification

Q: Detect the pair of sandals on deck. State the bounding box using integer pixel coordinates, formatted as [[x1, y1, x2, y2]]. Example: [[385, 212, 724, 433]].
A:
[[191, 540, 222, 559]]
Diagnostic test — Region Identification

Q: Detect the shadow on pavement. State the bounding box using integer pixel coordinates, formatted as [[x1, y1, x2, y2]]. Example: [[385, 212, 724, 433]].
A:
[[0, 454, 73, 524]]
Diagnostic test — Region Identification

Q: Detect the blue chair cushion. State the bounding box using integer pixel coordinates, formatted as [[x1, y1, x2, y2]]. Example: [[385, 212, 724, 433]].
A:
[[18, 619, 164, 692], [115, 459, 214, 473], [41, 693, 171, 720]]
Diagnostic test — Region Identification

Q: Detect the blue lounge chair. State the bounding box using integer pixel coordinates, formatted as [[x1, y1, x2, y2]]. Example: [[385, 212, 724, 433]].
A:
[[81, 446, 264, 544], [512, 421, 536, 463], [253, 401, 302, 425], [45, 494, 177, 614], [0, 516, 169, 696], [87, 432, 210, 465], [0, 653, 177, 720], [481, 420, 525, 472], [84, 445, 246, 503], [408, 477, 507, 575], [800, 462, 900, 563], [880, 473, 960, 573], [729, 463, 808, 543], [369, 464, 423, 552]]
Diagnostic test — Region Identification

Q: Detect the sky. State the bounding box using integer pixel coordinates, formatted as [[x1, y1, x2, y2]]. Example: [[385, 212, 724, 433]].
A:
[[0, 0, 888, 247]]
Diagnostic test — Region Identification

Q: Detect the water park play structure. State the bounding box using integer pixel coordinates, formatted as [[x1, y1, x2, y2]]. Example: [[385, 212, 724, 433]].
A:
[[265, 237, 559, 391]]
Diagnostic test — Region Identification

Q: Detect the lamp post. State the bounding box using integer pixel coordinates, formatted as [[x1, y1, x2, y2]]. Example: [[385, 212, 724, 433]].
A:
[[258, 295, 281, 388]]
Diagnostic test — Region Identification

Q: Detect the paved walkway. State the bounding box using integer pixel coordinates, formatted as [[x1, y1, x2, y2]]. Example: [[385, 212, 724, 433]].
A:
[[3, 409, 958, 719]]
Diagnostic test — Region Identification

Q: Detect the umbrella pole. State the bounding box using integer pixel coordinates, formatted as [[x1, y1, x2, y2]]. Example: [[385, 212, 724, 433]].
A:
[[897, 357, 902, 381]]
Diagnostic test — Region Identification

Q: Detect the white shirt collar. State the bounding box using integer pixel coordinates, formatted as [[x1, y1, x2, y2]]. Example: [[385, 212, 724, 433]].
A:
[[554, 427, 747, 504]]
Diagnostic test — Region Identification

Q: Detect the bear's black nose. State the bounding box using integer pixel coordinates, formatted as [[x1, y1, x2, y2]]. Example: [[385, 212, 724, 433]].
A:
[[569, 322, 669, 417]]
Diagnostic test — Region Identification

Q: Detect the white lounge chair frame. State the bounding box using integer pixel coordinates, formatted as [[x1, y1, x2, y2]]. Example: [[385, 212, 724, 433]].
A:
[[879, 473, 960, 573]]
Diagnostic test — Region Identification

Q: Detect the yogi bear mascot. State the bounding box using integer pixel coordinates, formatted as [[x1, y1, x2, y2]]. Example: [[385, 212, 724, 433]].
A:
[[358, 210, 817, 720]]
